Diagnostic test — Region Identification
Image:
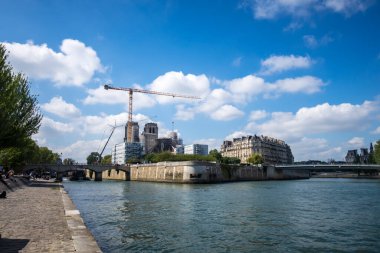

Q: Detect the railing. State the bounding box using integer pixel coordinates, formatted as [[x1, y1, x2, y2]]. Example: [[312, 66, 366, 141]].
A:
[[275, 164, 380, 171]]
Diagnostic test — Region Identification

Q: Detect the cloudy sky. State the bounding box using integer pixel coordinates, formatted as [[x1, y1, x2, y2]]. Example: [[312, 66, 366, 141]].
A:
[[1, 0, 379, 162]]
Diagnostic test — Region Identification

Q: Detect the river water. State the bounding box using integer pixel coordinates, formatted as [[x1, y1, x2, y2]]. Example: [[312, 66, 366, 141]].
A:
[[63, 179, 380, 252]]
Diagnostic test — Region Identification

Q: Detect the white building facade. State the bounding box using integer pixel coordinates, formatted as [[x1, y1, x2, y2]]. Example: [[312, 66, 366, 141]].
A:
[[220, 135, 293, 164], [184, 144, 208, 156], [112, 142, 142, 164]]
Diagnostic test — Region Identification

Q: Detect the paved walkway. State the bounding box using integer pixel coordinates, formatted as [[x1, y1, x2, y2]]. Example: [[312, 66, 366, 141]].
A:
[[0, 179, 101, 252]]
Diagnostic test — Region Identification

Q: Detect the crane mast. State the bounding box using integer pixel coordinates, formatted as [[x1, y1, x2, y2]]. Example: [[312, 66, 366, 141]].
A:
[[104, 84, 200, 143]]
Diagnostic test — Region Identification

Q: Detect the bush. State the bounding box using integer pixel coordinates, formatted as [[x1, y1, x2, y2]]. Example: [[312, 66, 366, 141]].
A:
[[144, 152, 216, 163]]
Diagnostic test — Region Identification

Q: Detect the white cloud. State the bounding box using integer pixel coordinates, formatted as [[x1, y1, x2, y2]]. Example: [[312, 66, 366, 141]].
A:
[[83, 84, 156, 111], [347, 137, 365, 147], [372, 126, 380, 134], [244, 101, 377, 140], [249, 110, 268, 121], [223, 100, 379, 161], [173, 74, 324, 121], [211, 105, 244, 121], [198, 88, 232, 114], [303, 35, 318, 48], [303, 34, 334, 49], [225, 130, 251, 141], [175, 104, 196, 121], [289, 137, 342, 161], [34, 117, 75, 146], [3, 39, 104, 86], [232, 57, 243, 67], [85, 71, 325, 122], [57, 139, 105, 163], [242, 0, 372, 20], [148, 71, 210, 104], [226, 75, 266, 103], [81, 112, 131, 135], [41, 117, 75, 133], [260, 55, 313, 75], [324, 0, 370, 15], [283, 22, 303, 32], [272, 76, 324, 94], [41, 96, 81, 118]]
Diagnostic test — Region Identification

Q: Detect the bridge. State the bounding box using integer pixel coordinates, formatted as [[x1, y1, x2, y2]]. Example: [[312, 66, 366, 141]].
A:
[[23, 163, 380, 182], [23, 164, 130, 181], [275, 164, 380, 175]]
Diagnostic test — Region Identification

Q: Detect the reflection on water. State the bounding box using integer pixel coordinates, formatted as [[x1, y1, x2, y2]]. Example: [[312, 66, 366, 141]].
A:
[[64, 179, 380, 252]]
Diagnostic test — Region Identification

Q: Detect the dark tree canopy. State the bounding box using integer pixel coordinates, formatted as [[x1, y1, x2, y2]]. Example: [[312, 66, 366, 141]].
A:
[[0, 44, 42, 148], [374, 140, 380, 164], [63, 158, 76, 165], [87, 152, 101, 165], [0, 138, 60, 172], [209, 149, 222, 162]]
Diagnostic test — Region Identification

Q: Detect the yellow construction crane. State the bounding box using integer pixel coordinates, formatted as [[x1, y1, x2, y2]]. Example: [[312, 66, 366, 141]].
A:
[[104, 84, 200, 143]]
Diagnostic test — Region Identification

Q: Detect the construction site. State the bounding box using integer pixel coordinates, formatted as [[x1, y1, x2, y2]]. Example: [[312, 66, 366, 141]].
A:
[[103, 84, 207, 164]]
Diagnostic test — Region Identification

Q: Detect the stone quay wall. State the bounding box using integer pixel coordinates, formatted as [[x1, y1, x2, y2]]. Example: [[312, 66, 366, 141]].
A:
[[86, 168, 130, 181], [96, 161, 309, 183]]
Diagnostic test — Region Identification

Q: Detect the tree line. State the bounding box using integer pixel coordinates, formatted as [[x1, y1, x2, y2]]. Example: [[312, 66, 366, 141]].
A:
[[0, 44, 59, 172]]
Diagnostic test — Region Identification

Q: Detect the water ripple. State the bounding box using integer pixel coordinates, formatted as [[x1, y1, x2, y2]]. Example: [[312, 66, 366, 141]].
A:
[[64, 179, 380, 252]]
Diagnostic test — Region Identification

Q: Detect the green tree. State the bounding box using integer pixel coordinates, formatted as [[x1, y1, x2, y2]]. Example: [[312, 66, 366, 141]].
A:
[[0, 44, 42, 149], [209, 149, 222, 162], [38, 147, 60, 164], [220, 157, 241, 164], [374, 140, 380, 164], [63, 158, 76, 165], [143, 152, 215, 163], [0, 138, 58, 172], [101, 155, 112, 164], [247, 153, 264, 165], [87, 152, 101, 165]]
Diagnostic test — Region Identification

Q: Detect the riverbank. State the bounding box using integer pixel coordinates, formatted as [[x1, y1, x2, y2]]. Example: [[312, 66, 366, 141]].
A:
[[0, 178, 101, 252], [312, 173, 380, 179]]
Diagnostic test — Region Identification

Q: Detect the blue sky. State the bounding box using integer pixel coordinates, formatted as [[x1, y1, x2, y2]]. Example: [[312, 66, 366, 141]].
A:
[[1, 0, 379, 162]]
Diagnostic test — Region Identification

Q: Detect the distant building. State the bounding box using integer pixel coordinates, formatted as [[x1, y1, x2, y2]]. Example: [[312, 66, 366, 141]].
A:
[[360, 148, 369, 164], [345, 146, 372, 164], [141, 123, 158, 154], [168, 131, 183, 146], [345, 150, 358, 163], [184, 144, 208, 156], [124, 121, 140, 143], [173, 145, 184, 154], [220, 135, 293, 164], [153, 138, 173, 153], [112, 142, 142, 164]]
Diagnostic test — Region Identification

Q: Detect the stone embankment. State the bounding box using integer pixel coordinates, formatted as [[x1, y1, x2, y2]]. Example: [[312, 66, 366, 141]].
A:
[[0, 177, 101, 252], [90, 161, 310, 182]]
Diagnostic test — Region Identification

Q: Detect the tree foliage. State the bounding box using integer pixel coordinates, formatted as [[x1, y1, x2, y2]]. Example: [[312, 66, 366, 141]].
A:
[[63, 158, 76, 165], [220, 156, 241, 164], [0, 138, 60, 172], [374, 140, 380, 165], [101, 154, 112, 165], [144, 152, 216, 163], [87, 152, 101, 165], [0, 44, 42, 148], [209, 149, 222, 162], [247, 153, 263, 165]]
